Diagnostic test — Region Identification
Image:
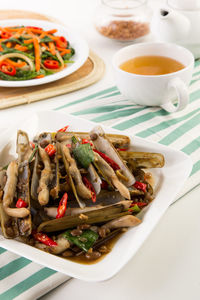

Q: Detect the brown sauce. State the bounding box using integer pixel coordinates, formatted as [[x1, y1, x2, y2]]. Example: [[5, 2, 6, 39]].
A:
[[65, 231, 124, 265], [144, 172, 155, 187]]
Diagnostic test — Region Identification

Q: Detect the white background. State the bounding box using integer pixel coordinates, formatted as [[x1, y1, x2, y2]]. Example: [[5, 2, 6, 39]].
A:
[[0, 1, 200, 299]]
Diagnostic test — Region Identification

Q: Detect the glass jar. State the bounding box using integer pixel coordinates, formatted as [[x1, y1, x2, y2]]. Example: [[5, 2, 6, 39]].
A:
[[95, 0, 152, 42]]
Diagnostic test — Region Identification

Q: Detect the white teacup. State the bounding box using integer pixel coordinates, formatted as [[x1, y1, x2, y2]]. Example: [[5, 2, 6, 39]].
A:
[[112, 42, 194, 113]]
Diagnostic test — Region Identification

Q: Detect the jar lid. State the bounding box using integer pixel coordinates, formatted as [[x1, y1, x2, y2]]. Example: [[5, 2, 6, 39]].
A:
[[102, 0, 147, 10]]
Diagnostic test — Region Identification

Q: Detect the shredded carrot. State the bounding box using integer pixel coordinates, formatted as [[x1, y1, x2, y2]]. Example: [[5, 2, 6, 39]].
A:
[[29, 28, 43, 34], [14, 44, 28, 52], [39, 32, 45, 39], [23, 39, 34, 44], [35, 74, 45, 79], [60, 50, 71, 57], [33, 37, 40, 71], [46, 34, 59, 41], [25, 28, 35, 37], [3, 27, 15, 32], [41, 42, 49, 51], [13, 27, 24, 38], [6, 42, 12, 48], [60, 50, 71, 56], [57, 47, 71, 53], [46, 29, 57, 34], [5, 59, 27, 68], [49, 42, 56, 55], [0, 44, 3, 51]]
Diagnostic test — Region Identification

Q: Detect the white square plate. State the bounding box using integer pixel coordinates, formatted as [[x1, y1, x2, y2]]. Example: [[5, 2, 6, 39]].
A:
[[0, 111, 192, 282]]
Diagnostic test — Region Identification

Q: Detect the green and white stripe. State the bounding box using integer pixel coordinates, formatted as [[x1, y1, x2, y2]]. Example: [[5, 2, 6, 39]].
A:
[[0, 249, 69, 300], [1, 61, 200, 299], [55, 60, 200, 199]]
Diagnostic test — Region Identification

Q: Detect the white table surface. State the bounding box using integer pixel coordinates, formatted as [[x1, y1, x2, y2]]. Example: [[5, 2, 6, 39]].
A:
[[1, 1, 200, 299]]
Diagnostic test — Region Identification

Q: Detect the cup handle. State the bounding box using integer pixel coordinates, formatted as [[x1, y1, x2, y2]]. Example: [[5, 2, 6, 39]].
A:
[[160, 77, 189, 113]]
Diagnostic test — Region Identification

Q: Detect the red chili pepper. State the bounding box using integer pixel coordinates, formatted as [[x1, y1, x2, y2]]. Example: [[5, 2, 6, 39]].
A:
[[58, 125, 69, 132], [0, 31, 12, 39], [56, 193, 68, 219], [82, 176, 96, 203], [117, 148, 128, 151], [82, 138, 93, 147], [43, 59, 59, 69], [130, 202, 147, 208], [16, 198, 28, 208], [93, 149, 120, 171], [26, 26, 43, 30], [0, 61, 16, 76], [66, 143, 71, 148], [45, 144, 56, 156], [30, 141, 35, 149], [101, 180, 109, 190], [133, 181, 147, 193], [56, 36, 67, 48], [32, 231, 57, 246]]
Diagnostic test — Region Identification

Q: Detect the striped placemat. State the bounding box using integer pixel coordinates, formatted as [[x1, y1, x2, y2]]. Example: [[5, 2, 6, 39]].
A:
[[1, 60, 200, 299], [55, 59, 200, 199]]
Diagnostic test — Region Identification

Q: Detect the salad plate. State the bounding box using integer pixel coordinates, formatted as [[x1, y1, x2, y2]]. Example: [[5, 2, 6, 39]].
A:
[[0, 19, 89, 87], [0, 111, 192, 281]]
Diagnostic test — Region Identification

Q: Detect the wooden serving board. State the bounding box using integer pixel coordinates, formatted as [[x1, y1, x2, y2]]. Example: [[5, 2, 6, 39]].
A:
[[0, 10, 105, 109]]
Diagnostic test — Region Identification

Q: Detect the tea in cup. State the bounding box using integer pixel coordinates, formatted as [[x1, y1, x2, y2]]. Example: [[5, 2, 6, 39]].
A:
[[112, 42, 194, 112]]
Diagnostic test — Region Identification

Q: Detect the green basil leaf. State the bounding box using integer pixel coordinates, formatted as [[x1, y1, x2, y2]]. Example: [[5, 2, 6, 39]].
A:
[[73, 143, 94, 169], [63, 229, 99, 252]]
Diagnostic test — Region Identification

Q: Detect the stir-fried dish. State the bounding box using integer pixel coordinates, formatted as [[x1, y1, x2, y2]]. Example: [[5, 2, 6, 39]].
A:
[[0, 125, 165, 263], [0, 26, 75, 80]]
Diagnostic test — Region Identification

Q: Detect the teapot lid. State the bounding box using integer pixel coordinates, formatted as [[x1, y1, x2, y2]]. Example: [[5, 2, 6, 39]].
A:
[[168, 0, 200, 10]]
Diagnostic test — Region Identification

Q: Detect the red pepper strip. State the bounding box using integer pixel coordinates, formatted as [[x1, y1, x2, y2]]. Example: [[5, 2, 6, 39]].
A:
[[93, 149, 120, 171], [32, 231, 57, 246], [0, 61, 16, 76], [56, 193, 68, 219], [82, 138, 93, 147], [117, 148, 128, 151], [101, 180, 109, 190], [130, 202, 148, 208], [26, 26, 43, 30], [16, 198, 28, 208], [30, 141, 35, 149], [58, 125, 69, 132], [133, 181, 147, 193], [45, 144, 56, 156], [82, 176, 96, 203], [66, 143, 71, 148]]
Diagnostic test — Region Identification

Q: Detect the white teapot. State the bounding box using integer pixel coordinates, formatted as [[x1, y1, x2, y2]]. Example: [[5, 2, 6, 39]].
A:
[[151, 0, 200, 58]]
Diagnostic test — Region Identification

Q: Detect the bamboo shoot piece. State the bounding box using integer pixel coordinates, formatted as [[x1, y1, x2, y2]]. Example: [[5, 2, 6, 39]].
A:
[[119, 151, 165, 169], [56, 132, 130, 149], [38, 203, 133, 232]]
